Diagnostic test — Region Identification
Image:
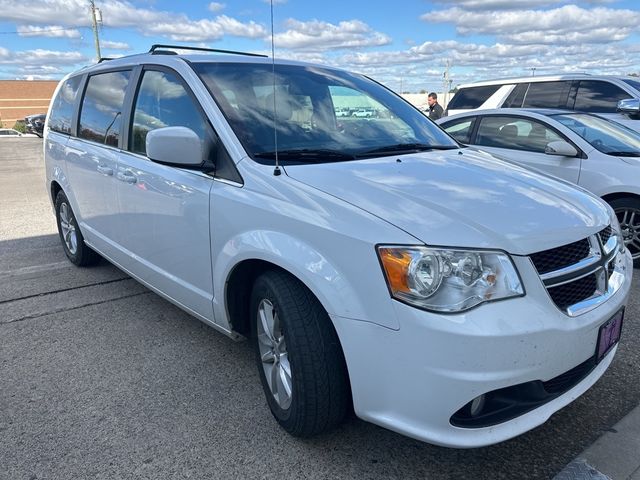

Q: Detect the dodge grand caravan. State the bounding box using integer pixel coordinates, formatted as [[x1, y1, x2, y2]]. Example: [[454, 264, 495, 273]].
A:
[[44, 46, 632, 448]]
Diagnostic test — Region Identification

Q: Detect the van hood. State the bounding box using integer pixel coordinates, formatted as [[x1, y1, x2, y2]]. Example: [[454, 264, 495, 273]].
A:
[[283, 148, 610, 255]]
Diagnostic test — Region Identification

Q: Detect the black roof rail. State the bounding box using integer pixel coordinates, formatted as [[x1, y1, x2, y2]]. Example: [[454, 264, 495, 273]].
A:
[[149, 44, 267, 58], [98, 57, 114, 63]]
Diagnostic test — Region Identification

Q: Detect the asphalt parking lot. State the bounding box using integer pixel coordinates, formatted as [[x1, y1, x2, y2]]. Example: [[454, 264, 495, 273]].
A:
[[1, 137, 638, 480]]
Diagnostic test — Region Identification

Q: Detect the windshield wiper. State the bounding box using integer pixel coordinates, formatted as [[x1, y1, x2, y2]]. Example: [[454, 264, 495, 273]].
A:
[[605, 151, 640, 157], [356, 143, 458, 157], [254, 149, 356, 162]]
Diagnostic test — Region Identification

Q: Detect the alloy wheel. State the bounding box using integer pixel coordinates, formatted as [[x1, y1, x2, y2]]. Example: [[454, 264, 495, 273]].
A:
[[256, 298, 293, 410], [616, 207, 640, 261], [59, 202, 78, 255]]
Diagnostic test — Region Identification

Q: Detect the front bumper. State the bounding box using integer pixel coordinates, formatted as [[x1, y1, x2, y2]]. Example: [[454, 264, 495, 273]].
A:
[[332, 249, 633, 448]]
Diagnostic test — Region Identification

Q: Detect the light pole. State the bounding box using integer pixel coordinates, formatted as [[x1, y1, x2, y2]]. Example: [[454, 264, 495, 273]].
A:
[[90, 0, 102, 61]]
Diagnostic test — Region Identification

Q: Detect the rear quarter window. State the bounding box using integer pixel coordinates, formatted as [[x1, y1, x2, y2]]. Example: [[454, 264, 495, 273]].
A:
[[48, 76, 82, 135], [447, 85, 501, 110]]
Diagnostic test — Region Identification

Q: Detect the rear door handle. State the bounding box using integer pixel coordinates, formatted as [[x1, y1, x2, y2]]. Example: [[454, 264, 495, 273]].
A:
[[97, 165, 113, 176], [116, 170, 137, 184]]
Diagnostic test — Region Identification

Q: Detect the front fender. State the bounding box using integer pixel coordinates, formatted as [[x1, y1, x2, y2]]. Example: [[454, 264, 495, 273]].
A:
[[212, 230, 401, 331]]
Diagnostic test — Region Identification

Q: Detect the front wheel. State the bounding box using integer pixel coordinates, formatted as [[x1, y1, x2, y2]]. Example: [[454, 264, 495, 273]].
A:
[[608, 196, 640, 268], [250, 270, 350, 437]]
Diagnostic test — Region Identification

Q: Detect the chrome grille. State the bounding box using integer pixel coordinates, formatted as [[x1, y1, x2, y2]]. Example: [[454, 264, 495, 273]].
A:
[[530, 225, 624, 316], [547, 273, 598, 311], [530, 239, 591, 275]]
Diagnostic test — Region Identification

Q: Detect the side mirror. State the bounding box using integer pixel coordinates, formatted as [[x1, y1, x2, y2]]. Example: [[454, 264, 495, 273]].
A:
[[545, 140, 578, 157], [617, 98, 640, 116], [146, 126, 203, 166]]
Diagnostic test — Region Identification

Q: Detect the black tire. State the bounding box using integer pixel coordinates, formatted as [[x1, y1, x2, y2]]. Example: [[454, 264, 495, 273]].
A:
[[54, 191, 100, 267], [250, 269, 350, 437], [607, 197, 640, 268]]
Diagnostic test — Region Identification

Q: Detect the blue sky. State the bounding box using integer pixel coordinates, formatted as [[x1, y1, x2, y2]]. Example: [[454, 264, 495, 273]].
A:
[[1, 0, 639, 92]]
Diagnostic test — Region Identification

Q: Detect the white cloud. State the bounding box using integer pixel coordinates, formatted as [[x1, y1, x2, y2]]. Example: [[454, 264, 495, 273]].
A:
[[144, 15, 266, 42], [0, 48, 86, 65], [0, 48, 87, 78], [422, 5, 640, 44], [0, 0, 267, 42], [429, 0, 614, 11], [101, 40, 130, 50], [208, 2, 225, 12], [273, 19, 391, 51], [16, 24, 81, 38]]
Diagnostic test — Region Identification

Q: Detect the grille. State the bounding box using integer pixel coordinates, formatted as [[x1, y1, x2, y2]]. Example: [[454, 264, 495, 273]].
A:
[[530, 238, 591, 275], [547, 273, 598, 311], [599, 225, 613, 245]]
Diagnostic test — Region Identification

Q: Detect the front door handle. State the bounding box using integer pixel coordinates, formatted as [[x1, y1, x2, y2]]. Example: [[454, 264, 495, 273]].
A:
[[97, 165, 113, 176], [116, 170, 137, 184]]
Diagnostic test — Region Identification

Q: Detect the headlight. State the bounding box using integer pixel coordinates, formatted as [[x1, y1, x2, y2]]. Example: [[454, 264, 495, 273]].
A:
[[377, 246, 524, 313]]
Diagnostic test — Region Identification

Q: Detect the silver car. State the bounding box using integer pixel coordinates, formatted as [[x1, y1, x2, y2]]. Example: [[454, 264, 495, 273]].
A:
[[438, 109, 640, 266]]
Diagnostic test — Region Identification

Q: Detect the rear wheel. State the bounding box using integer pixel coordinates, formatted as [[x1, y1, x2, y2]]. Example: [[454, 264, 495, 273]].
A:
[[250, 269, 350, 437], [54, 191, 100, 267], [608, 196, 640, 268]]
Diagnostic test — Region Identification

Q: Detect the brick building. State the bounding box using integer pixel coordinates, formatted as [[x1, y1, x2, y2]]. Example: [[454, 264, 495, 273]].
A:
[[0, 80, 58, 128]]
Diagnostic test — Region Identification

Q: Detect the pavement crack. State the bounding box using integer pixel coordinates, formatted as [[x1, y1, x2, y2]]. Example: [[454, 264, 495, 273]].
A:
[[1, 291, 151, 325], [0, 277, 131, 305]]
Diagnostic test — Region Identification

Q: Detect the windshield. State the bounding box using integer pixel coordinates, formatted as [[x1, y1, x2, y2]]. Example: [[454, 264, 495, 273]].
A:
[[551, 113, 640, 157], [192, 62, 458, 164]]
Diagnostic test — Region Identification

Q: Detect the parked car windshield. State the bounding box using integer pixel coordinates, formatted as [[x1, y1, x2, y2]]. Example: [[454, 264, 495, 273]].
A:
[[192, 62, 458, 163], [551, 113, 640, 157]]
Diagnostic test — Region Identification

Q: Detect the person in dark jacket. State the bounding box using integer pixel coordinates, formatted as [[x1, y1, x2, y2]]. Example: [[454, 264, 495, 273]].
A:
[[427, 92, 443, 121]]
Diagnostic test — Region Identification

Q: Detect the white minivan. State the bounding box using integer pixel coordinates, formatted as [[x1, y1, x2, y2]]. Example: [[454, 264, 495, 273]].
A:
[[45, 46, 632, 448]]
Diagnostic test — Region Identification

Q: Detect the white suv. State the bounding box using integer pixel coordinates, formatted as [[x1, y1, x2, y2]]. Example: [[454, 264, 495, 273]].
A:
[[44, 46, 632, 448], [447, 74, 640, 132]]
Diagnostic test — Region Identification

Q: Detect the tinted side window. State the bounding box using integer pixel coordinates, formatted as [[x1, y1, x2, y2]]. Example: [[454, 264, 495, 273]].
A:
[[476, 116, 562, 152], [574, 80, 632, 113], [49, 76, 82, 134], [522, 81, 571, 108], [442, 118, 475, 143], [622, 78, 640, 92], [447, 85, 501, 110], [130, 70, 209, 155], [503, 83, 527, 108], [79, 71, 131, 147]]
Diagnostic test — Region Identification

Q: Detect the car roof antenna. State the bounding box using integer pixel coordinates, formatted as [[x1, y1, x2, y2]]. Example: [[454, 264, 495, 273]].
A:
[[270, 0, 281, 176]]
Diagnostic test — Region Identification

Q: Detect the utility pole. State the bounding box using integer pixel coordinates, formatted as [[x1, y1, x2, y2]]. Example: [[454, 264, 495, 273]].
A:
[[90, 0, 102, 61], [443, 59, 452, 106]]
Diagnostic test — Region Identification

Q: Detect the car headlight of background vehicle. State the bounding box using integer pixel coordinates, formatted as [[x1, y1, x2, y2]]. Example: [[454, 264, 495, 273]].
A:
[[377, 246, 524, 313]]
